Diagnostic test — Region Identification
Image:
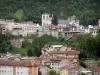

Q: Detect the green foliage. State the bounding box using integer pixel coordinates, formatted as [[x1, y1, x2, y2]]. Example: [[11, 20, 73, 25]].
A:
[[51, 15, 58, 25], [0, 35, 13, 53], [0, 0, 99, 25], [49, 70, 57, 75], [13, 9, 24, 21], [0, 34, 64, 56], [27, 49, 36, 56], [79, 61, 87, 68], [81, 73, 86, 75], [67, 33, 98, 59], [38, 69, 42, 75], [21, 34, 62, 56]]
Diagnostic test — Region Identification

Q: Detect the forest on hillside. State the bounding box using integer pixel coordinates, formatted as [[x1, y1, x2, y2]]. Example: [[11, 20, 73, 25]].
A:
[[0, 0, 100, 25]]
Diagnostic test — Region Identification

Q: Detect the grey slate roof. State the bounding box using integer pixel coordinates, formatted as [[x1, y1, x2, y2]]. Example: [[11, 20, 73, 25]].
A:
[[58, 19, 69, 25]]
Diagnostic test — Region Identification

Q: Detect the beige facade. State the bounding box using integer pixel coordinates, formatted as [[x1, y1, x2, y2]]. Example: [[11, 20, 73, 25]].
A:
[[41, 45, 80, 74], [0, 56, 40, 75], [60, 69, 68, 75]]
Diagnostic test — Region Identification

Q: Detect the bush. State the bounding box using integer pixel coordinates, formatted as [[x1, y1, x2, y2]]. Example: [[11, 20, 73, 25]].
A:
[[79, 61, 87, 68]]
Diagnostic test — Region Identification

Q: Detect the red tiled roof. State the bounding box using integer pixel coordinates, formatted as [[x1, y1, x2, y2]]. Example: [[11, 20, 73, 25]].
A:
[[49, 51, 65, 54], [73, 66, 81, 69], [56, 25, 66, 29], [0, 59, 12, 66], [61, 65, 81, 70], [61, 65, 73, 69], [50, 57, 65, 61], [27, 21, 34, 24], [66, 50, 80, 55], [95, 68, 100, 72], [0, 59, 38, 67], [49, 50, 80, 55]]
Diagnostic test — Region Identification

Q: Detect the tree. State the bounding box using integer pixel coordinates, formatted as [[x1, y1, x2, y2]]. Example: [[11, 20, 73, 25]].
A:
[[49, 70, 57, 75], [13, 9, 24, 21], [27, 49, 35, 56], [79, 61, 87, 68], [0, 35, 12, 53], [38, 69, 42, 75], [95, 29, 100, 57], [51, 15, 58, 26], [81, 73, 86, 75]]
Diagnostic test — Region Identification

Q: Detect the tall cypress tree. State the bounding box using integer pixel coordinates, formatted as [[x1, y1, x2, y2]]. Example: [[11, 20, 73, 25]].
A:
[[27, 49, 33, 56], [51, 15, 58, 26]]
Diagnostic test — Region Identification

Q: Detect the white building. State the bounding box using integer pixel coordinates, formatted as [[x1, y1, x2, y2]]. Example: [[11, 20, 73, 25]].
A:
[[42, 13, 52, 27], [11, 22, 38, 36], [0, 19, 41, 36]]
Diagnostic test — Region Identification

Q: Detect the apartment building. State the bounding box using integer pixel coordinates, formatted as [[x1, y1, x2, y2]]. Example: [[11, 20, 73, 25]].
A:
[[12, 22, 38, 36], [0, 19, 42, 36], [40, 45, 80, 74], [0, 57, 40, 75], [42, 45, 80, 64], [60, 65, 92, 75]]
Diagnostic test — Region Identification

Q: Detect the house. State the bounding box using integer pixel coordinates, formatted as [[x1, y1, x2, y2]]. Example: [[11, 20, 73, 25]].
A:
[[40, 45, 80, 74], [39, 64, 51, 75], [42, 45, 80, 65], [94, 68, 100, 75], [59, 59, 72, 67], [10, 39, 22, 48], [0, 19, 42, 36], [0, 57, 40, 75], [40, 58, 61, 73], [11, 22, 38, 36], [60, 65, 92, 75]]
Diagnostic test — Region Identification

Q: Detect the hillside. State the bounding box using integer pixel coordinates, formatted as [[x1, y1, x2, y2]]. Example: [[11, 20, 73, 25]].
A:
[[0, 0, 100, 25]]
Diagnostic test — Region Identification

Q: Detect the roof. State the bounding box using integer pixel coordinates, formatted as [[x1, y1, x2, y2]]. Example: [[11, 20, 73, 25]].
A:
[[44, 25, 66, 29], [61, 65, 81, 70], [67, 50, 80, 55], [50, 57, 65, 61], [27, 21, 34, 24], [56, 25, 66, 28], [0, 59, 12, 66], [95, 68, 100, 72], [51, 45, 63, 48], [58, 19, 69, 25], [49, 50, 80, 55], [49, 51, 65, 54], [0, 59, 39, 67]]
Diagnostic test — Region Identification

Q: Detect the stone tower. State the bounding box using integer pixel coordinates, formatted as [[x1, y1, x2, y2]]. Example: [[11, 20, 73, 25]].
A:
[[42, 13, 52, 27]]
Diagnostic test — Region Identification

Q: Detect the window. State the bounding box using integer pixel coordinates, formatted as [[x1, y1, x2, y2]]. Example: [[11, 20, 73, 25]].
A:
[[42, 16, 45, 20], [47, 16, 49, 20]]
